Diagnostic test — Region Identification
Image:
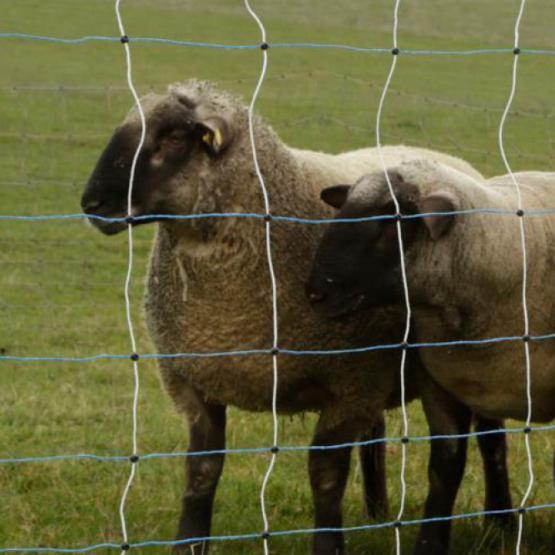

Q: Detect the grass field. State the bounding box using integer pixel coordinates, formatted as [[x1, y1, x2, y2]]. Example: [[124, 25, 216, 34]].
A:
[[0, 0, 554, 553]]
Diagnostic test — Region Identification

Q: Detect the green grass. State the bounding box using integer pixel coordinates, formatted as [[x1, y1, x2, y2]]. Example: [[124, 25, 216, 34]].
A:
[[0, 0, 553, 553]]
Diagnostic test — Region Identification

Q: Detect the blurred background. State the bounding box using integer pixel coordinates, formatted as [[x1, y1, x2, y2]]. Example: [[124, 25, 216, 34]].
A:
[[0, 1, 553, 553]]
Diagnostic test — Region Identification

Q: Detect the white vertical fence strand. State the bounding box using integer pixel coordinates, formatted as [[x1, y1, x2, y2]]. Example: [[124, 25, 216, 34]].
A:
[[243, 2, 278, 553], [114, 1, 147, 552], [375, 1, 410, 553], [497, 2, 535, 553]]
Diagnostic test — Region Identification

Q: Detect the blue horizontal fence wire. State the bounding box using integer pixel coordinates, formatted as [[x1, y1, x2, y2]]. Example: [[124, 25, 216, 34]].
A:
[[2, 33, 555, 56], [0, 544, 122, 554], [1, 332, 554, 363], [2, 207, 555, 225], [1, 423, 554, 465], [1, 503, 553, 553]]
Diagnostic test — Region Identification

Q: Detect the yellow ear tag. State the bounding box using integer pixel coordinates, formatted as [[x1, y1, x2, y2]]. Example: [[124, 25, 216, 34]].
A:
[[202, 132, 212, 146], [213, 129, 223, 149]]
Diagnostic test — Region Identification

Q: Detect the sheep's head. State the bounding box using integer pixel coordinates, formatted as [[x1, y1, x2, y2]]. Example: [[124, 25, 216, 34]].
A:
[[305, 165, 459, 319], [81, 83, 235, 235]]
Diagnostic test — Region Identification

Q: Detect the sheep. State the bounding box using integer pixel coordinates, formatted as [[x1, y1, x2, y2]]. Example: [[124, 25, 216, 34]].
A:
[[307, 158, 554, 551], [80, 80, 511, 555]]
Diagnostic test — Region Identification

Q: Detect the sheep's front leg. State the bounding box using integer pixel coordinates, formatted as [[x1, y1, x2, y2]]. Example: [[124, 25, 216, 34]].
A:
[[174, 396, 226, 555], [309, 418, 359, 555], [359, 415, 389, 519], [475, 416, 514, 529], [414, 375, 471, 555]]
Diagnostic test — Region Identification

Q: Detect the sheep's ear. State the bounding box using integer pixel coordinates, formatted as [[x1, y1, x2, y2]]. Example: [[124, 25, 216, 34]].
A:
[[321, 185, 351, 209], [197, 116, 233, 155], [418, 190, 458, 240]]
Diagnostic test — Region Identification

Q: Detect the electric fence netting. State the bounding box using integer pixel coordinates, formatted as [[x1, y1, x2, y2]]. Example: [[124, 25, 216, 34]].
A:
[[0, 1, 554, 554]]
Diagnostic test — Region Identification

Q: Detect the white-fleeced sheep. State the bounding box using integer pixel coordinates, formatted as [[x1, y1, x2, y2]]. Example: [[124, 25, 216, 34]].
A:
[[308, 158, 554, 552]]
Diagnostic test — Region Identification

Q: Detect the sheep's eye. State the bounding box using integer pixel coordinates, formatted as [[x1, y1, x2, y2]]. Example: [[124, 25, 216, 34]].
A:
[[166, 130, 187, 144]]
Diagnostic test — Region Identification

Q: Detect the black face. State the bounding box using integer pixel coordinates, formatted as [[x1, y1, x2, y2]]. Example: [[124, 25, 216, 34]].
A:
[[306, 176, 421, 319], [307, 168, 460, 319], [307, 210, 413, 319], [80, 93, 231, 235]]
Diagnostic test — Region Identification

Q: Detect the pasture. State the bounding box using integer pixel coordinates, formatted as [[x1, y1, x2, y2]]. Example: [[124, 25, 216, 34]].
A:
[[0, 0, 553, 553]]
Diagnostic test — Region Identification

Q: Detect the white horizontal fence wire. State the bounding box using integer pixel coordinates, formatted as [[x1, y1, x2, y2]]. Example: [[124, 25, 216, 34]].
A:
[[496, 1, 536, 553], [114, 0, 146, 552], [242, 1, 279, 553], [1, 2, 554, 554]]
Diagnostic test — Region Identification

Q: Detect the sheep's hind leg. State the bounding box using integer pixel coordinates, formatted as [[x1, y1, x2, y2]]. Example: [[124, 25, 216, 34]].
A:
[[174, 396, 226, 555], [359, 415, 389, 519], [475, 416, 515, 530], [309, 417, 359, 555], [414, 375, 471, 555]]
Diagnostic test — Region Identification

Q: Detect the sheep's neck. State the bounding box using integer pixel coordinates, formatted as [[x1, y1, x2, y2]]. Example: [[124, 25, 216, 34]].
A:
[[161, 217, 268, 297], [162, 142, 316, 296]]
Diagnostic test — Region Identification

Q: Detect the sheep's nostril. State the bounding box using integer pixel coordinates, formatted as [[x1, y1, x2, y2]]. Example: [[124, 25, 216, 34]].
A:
[[82, 199, 103, 214], [308, 291, 326, 304]]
